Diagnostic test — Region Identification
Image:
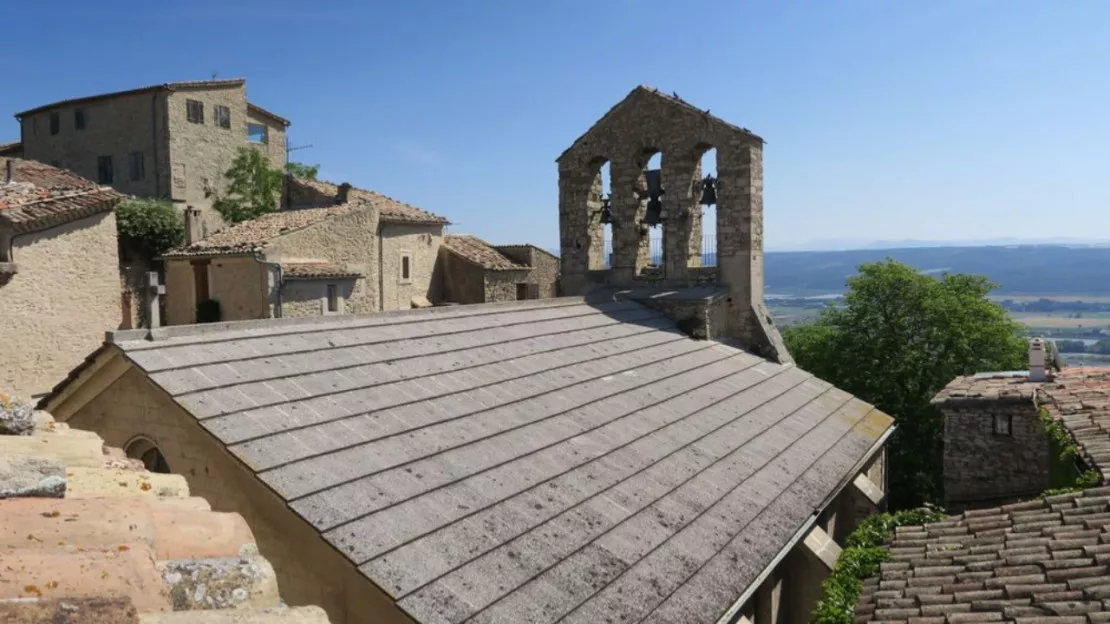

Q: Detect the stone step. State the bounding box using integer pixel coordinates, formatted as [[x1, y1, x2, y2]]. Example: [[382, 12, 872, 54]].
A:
[[0, 544, 171, 612], [139, 605, 331, 623], [0, 431, 109, 468], [0, 498, 255, 560], [64, 466, 189, 498], [0, 596, 140, 623], [159, 555, 281, 611], [0, 452, 66, 498]]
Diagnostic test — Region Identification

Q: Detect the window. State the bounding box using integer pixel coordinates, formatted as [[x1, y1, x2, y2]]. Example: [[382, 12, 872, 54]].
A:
[[516, 283, 529, 301], [993, 413, 1012, 436], [75, 108, 87, 130], [326, 284, 339, 313], [192, 260, 210, 304], [214, 105, 231, 129], [247, 123, 268, 144], [186, 99, 204, 124], [49, 112, 59, 135], [97, 155, 113, 184], [400, 254, 412, 283], [129, 152, 145, 182]]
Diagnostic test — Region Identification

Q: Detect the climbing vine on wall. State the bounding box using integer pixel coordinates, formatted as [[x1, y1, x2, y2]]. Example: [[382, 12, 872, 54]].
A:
[[812, 508, 947, 624], [1038, 404, 1102, 496]]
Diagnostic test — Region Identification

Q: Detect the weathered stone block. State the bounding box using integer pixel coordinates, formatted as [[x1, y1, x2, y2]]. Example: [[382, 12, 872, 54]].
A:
[[0, 452, 66, 498]]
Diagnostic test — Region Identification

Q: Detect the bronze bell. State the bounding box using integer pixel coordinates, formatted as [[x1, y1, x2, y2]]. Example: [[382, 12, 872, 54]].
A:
[[698, 174, 717, 206], [642, 170, 666, 227], [599, 196, 615, 224]]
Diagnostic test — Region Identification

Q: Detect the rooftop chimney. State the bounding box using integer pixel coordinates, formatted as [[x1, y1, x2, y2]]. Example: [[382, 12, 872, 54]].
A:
[[336, 183, 352, 205], [184, 206, 203, 245], [4, 159, 12, 185], [1029, 337, 1046, 382]]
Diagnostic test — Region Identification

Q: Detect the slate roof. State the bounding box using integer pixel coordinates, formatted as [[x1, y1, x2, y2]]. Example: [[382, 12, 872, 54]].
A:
[[443, 234, 529, 271], [281, 262, 363, 280], [50, 298, 894, 624], [0, 158, 124, 233], [557, 85, 763, 162], [854, 485, 1110, 623], [162, 203, 366, 258], [290, 177, 449, 225], [15, 79, 247, 118], [0, 406, 330, 622]]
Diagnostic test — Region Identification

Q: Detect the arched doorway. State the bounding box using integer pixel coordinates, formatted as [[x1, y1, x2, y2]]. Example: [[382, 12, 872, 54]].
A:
[[124, 436, 171, 474]]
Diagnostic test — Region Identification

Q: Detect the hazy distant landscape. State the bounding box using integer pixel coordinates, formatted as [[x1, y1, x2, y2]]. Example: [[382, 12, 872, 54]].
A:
[[763, 244, 1110, 366]]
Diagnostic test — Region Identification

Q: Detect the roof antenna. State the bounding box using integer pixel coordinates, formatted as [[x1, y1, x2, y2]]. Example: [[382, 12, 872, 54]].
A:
[[211, 71, 218, 80]]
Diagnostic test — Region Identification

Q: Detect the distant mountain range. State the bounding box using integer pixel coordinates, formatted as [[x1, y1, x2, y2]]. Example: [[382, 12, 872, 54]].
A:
[[768, 237, 1110, 252]]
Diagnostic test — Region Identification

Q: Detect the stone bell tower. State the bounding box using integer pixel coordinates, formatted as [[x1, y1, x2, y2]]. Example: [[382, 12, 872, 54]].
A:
[[556, 86, 789, 363]]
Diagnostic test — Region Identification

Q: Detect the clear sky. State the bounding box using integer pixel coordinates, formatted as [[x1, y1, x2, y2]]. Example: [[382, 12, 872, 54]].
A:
[[3, 1, 1108, 251]]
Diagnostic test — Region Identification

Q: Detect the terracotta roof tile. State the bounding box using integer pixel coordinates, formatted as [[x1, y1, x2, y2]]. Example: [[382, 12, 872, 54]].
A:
[[855, 487, 1110, 623], [442, 234, 528, 271], [0, 158, 123, 233], [290, 177, 448, 225], [0, 141, 21, 157], [163, 203, 366, 258], [281, 262, 362, 279], [15, 79, 247, 118], [0, 402, 331, 622]]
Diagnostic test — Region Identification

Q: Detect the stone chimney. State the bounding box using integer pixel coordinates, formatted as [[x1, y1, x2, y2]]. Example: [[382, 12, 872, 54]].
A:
[[184, 206, 204, 245], [555, 86, 790, 363], [1029, 337, 1046, 382], [336, 183, 352, 205]]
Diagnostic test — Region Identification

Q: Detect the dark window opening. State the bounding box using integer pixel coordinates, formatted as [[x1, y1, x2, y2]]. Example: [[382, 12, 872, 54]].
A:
[[49, 113, 59, 135], [401, 255, 411, 281], [993, 413, 1012, 436], [141, 447, 171, 474], [247, 123, 268, 144], [129, 152, 145, 182], [192, 259, 210, 306], [97, 155, 113, 184], [214, 105, 231, 129], [516, 283, 529, 300], [326, 284, 339, 312], [75, 108, 87, 130], [186, 99, 204, 124]]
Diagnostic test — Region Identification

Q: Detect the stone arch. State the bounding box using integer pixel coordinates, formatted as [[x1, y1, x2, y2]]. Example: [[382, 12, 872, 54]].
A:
[[635, 148, 664, 276], [586, 156, 614, 270], [691, 143, 718, 268], [124, 435, 172, 474]]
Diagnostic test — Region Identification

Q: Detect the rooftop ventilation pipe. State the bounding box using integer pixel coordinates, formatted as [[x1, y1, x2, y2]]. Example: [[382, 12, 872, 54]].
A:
[[1029, 337, 1046, 382]]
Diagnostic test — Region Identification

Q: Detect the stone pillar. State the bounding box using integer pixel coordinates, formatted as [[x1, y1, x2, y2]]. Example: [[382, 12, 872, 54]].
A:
[[661, 153, 698, 282], [609, 156, 646, 287], [557, 161, 594, 295]]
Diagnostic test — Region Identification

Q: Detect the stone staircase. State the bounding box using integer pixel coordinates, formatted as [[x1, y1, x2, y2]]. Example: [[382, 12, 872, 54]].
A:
[[0, 409, 330, 623]]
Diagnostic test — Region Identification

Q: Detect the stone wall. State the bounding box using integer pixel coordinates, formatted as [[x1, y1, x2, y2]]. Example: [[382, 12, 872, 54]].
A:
[[484, 269, 534, 303], [163, 259, 196, 326], [0, 213, 122, 397], [20, 90, 166, 199], [942, 401, 1050, 509], [266, 208, 379, 314], [207, 256, 270, 321], [438, 249, 485, 304], [246, 107, 288, 171], [62, 367, 410, 624], [494, 245, 560, 298], [380, 223, 443, 310], [282, 278, 357, 318], [556, 87, 789, 363]]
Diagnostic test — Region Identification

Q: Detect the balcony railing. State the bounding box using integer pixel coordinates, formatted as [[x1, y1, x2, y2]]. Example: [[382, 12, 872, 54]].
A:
[[601, 235, 718, 268]]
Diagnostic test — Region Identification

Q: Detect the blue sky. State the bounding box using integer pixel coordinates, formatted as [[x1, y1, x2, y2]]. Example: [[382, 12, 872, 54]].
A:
[[3, 1, 1108, 251]]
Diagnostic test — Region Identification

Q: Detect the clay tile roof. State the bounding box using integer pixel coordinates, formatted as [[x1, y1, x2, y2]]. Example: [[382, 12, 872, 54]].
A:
[[0, 141, 21, 157], [442, 234, 528, 271], [15, 79, 247, 118], [0, 400, 331, 622], [0, 158, 124, 233], [281, 262, 362, 279], [1042, 368, 1110, 483], [163, 203, 365, 258], [854, 485, 1110, 623], [290, 177, 448, 225], [248, 102, 291, 127]]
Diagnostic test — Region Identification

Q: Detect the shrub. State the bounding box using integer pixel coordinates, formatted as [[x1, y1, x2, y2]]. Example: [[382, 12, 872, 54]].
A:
[[196, 299, 222, 324], [116, 198, 185, 257]]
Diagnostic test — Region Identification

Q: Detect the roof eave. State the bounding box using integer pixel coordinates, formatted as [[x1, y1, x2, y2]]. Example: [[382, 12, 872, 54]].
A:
[[15, 79, 247, 119], [247, 102, 292, 127]]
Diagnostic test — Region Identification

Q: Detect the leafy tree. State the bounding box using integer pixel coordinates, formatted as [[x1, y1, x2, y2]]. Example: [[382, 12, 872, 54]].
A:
[[211, 147, 284, 223], [285, 161, 320, 180], [783, 260, 1027, 509], [115, 197, 185, 256]]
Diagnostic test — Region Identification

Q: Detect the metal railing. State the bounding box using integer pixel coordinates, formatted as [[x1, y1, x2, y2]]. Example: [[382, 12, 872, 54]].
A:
[[601, 235, 718, 268]]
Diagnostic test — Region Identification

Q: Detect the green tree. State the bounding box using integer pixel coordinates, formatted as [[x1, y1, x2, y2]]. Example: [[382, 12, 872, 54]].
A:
[[211, 147, 284, 223], [115, 197, 185, 256], [783, 260, 1027, 509], [285, 161, 320, 180]]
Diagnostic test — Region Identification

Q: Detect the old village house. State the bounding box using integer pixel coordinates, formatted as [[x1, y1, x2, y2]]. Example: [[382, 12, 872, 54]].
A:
[[439, 234, 559, 303]]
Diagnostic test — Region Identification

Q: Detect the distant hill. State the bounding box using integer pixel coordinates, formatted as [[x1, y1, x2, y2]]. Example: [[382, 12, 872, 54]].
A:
[[765, 245, 1110, 296]]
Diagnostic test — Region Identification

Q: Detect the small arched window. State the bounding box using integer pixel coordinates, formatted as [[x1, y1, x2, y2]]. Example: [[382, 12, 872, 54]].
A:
[[124, 436, 172, 474]]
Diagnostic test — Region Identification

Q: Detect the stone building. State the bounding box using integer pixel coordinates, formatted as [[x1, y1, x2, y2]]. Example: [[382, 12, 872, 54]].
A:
[[160, 176, 448, 324], [557, 85, 786, 362], [14, 79, 289, 233], [934, 354, 1110, 510], [439, 234, 559, 303], [0, 157, 125, 398], [0, 403, 330, 621]]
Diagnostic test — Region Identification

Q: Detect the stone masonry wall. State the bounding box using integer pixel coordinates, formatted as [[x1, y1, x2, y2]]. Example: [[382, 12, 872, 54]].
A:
[[246, 107, 288, 171], [207, 256, 270, 321], [63, 367, 411, 624], [282, 279, 357, 318], [163, 259, 196, 326], [380, 224, 443, 310], [265, 208, 379, 314], [484, 269, 535, 303], [943, 402, 1050, 509], [0, 213, 122, 397], [165, 85, 250, 234], [20, 90, 167, 199], [438, 249, 485, 304]]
